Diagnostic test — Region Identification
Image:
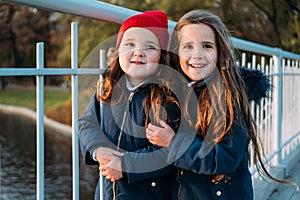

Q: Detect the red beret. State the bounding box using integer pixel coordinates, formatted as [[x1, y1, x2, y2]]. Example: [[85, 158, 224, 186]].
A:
[[116, 10, 169, 50]]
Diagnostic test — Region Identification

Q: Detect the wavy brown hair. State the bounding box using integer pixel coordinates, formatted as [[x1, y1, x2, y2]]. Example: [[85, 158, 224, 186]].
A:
[[97, 47, 179, 126], [168, 9, 295, 186]]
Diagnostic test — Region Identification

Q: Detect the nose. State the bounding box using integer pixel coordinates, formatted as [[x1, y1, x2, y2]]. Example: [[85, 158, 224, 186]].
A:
[[133, 48, 144, 57], [192, 46, 204, 60]]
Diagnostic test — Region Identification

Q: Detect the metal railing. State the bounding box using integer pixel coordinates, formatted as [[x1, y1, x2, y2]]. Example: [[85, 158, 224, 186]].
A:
[[1, 0, 300, 200], [1, 22, 105, 200], [238, 44, 300, 199]]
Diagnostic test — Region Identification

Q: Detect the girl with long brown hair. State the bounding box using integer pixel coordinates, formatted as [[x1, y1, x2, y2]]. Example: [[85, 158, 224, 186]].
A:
[[146, 9, 296, 199]]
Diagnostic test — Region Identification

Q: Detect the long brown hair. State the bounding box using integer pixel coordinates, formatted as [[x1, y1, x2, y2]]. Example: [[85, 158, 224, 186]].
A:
[[169, 9, 295, 186], [97, 47, 179, 126]]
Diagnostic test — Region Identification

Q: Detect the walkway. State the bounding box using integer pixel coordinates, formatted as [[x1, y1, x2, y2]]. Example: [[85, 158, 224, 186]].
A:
[[266, 159, 300, 200]]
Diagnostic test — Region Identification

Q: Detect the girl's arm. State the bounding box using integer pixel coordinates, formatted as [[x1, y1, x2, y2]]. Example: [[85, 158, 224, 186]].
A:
[[119, 143, 174, 183], [148, 120, 249, 175], [99, 144, 172, 183], [78, 93, 117, 165], [118, 102, 180, 183]]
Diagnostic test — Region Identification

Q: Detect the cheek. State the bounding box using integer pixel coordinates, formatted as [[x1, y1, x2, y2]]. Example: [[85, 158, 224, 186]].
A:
[[178, 50, 189, 61], [209, 52, 218, 66], [179, 56, 187, 67], [119, 48, 132, 59], [148, 52, 161, 64], [118, 56, 126, 67], [119, 56, 130, 72], [119, 52, 130, 64]]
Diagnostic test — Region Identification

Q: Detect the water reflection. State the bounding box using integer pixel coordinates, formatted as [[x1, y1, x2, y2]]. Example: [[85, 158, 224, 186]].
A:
[[0, 110, 97, 199]]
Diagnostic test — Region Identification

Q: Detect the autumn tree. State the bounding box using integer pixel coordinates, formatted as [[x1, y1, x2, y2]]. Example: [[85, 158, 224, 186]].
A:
[[0, 3, 17, 67], [244, 0, 299, 52], [0, 2, 66, 88]]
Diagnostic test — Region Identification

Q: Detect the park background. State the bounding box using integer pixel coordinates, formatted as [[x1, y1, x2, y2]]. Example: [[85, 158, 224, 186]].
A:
[[1, 0, 299, 126]]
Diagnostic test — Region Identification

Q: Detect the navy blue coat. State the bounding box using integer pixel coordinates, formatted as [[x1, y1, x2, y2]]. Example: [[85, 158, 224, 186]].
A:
[[166, 122, 253, 200], [163, 68, 270, 200], [78, 83, 180, 200]]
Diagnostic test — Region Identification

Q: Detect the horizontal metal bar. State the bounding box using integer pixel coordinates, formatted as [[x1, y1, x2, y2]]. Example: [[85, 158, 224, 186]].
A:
[[231, 37, 300, 60], [4, 0, 300, 59], [281, 72, 300, 76], [4, 0, 299, 59], [3, 0, 177, 30], [2, 68, 300, 77], [3, 0, 137, 24], [267, 72, 300, 77], [281, 131, 300, 149], [0, 68, 104, 76]]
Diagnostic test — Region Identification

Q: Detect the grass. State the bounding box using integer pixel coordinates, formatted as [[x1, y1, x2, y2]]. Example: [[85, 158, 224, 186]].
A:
[[0, 88, 72, 125], [0, 88, 70, 110]]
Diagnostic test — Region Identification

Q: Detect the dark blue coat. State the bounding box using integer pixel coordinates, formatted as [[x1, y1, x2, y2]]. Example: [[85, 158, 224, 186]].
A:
[[78, 83, 180, 200], [166, 122, 253, 200], [163, 68, 270, 200]]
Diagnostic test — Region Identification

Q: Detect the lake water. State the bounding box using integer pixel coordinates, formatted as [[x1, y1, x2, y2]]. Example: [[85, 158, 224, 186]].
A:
[[0, 111, 98, 199]]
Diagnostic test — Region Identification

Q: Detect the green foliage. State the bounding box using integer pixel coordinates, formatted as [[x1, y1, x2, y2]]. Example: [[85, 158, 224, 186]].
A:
[[1, 0, 299, 125], [281, 6, 300, 53], [56, 14, 119, 68], [0, 88, 70, 111], [0, 3, 60, 67], [115, 0, 162, 12], [161, 0, 216, 21], [1, 0, 299, 74], [46, 97, 72, 125], [0, 88, 72, 124]]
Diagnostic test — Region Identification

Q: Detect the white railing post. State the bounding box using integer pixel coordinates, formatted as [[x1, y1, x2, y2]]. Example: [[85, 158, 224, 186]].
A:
[[71, 22, 79, 200], [36, 42, 45, 200], [99, 49, 106, 200], [272, 48, 284, 167], [241, 53, 246, 67]]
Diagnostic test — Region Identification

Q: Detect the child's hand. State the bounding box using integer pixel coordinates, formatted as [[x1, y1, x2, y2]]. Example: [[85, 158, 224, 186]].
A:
[[146, 119, 175, 147], [95, 147, 123, 166], [100, 156, 123, 182]]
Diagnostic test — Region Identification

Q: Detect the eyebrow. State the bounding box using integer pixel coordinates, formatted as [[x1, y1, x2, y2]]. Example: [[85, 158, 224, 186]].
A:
[[180, 41, 193, 45], [180, 40, 215, 46], [202, 40, 215, 45], [123, 38, 159, 46], [146, 41, 159, 46], [123, 38, 135, 42]]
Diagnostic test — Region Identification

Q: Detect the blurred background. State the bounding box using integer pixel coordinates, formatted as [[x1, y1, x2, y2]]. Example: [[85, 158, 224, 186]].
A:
[[1, 0, 299, 124]]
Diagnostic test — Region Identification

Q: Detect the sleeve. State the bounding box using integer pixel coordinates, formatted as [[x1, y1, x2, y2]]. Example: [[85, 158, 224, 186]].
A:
[[121, 147, 175, 183], [166, 121, 249, 175], [120, 101, 181, 183], [78, 92, 114, 165]]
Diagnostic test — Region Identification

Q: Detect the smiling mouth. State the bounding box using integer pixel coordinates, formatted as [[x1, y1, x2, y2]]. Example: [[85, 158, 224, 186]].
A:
[[189, 64, 205, 68], [131, 61, 146, 65]]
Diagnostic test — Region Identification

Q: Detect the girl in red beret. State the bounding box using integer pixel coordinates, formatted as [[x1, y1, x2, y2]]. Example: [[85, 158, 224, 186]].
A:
[[79, 10, 180, 200], [146, 9, 296, 200]]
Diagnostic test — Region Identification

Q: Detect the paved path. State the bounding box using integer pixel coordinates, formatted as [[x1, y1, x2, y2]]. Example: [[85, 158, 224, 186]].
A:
[[266, 159, 300, 200]]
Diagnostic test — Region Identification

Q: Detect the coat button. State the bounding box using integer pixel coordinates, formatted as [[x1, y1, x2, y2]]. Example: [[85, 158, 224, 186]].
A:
[[151, 182, 156, 187], [180, 170, 184, 175], [216, 191, 222, 196]]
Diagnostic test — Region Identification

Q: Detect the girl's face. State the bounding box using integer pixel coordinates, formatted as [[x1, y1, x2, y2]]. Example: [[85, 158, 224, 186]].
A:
[[178, 23, 217, 82], [119, 27, 161, 87]]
